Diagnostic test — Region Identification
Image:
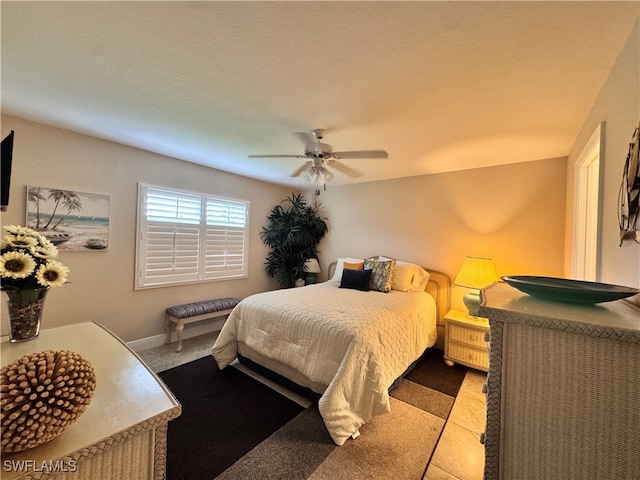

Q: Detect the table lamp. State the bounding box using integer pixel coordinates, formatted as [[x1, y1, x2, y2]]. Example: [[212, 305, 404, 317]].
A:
[[454, 256, 499, 317]]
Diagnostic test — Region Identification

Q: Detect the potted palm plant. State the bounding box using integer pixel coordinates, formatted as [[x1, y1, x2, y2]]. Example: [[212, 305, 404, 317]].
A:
[[260, 193, 328, 288]]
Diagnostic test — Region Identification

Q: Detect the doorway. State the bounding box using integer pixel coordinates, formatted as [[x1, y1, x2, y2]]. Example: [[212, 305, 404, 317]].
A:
[[573, 123, 602, 281]]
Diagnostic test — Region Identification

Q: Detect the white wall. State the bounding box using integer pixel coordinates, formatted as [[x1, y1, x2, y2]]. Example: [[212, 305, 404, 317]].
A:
[[1, 115, 293, 342], [311, 156, 567, 314], [564, 18, 640, 289], [2, 115, 567, 347]]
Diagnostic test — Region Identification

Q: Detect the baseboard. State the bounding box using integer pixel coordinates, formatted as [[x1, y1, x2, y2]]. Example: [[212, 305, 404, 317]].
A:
[[127, 317, 226, 353]]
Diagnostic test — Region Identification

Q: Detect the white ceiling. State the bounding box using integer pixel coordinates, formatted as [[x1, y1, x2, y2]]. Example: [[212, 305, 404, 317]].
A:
[[2, 1, 639, 189]]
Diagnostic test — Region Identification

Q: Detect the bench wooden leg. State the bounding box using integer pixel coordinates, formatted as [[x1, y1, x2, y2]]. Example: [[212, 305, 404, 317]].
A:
[[175, 320, 184, 352], [164, 315, 173, 345], [164, 305, 236, 353]]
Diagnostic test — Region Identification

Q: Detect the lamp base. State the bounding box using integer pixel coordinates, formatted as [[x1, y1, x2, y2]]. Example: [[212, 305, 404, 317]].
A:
[[462, 290, 482, 317], [304, 273, 318, 285]]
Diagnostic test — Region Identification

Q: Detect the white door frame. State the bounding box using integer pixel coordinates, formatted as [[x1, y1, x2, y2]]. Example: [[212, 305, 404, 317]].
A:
[[572, 123, 602, 281]]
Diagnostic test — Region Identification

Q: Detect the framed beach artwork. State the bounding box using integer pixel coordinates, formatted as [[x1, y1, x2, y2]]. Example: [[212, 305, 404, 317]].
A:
[[26, 186, 110, 252]]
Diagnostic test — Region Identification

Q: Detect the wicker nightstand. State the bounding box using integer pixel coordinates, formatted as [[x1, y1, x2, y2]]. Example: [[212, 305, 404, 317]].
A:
[[443, 309, 489, 372]]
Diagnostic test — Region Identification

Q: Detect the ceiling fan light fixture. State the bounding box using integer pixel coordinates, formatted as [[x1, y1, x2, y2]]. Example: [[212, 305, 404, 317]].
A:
[[302, 166, 317, 183], [321, 167, 334, 182], [302, 166, 334, 186]]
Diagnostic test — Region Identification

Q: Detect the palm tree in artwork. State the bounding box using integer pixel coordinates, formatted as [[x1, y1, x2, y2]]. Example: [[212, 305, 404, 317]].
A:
[[27, 187, 47, 230], [51, 195, 82, 230], [40, 189, 83, 231]]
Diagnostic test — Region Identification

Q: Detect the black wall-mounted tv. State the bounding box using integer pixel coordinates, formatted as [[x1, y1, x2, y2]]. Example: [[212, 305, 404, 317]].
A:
[[1, 130, 14, 212]]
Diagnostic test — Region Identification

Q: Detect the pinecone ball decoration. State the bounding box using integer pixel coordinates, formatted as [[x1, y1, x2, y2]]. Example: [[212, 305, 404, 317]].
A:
[[1, 350, 96, 454]]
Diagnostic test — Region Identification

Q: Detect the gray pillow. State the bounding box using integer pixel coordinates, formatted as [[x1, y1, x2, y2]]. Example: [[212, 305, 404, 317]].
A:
[[364, 258, 396, 293]]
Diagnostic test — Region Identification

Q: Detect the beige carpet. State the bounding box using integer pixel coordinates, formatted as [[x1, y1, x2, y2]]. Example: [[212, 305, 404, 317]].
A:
[[309, 399, 444, 480], [137, 331, 219, 372], [216, 394, 446, 479]]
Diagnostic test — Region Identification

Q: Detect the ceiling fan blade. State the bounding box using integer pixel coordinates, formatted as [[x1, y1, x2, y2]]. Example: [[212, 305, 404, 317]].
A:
[[328, 160, 362, 178], [248, 154, 306, 158], [332, 150, 388, 159], [290, 161, 312, 177]]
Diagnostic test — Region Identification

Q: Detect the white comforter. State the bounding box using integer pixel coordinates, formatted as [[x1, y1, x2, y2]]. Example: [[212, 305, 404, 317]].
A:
[[211, 281, 437, 445]]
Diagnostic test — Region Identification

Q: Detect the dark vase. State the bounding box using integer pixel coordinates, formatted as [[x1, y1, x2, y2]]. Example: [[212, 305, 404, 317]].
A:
[[3, 288, 49, 342]]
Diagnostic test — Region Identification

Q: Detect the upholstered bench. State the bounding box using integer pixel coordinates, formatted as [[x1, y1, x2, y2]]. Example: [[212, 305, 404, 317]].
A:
[[164, 297, 240, 352]]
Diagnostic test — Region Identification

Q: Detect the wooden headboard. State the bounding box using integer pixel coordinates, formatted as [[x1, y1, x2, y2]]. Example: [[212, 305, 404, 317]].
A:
[[424, 268, 452, 326], [327, 262, 451, 325]]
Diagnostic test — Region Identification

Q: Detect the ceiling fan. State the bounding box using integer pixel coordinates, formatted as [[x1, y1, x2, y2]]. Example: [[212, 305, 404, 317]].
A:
[[248, 129, 388, 195]]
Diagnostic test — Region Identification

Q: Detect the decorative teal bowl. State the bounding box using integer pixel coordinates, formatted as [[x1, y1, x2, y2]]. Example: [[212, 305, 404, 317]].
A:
[[501, 276, 639, 304]]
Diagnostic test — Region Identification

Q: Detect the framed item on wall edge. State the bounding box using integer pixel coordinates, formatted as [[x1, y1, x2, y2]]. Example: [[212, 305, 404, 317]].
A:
[[26, 186, 110, 252]]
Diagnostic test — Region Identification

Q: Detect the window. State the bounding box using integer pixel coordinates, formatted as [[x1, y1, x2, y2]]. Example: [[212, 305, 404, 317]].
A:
[[135, 184, 249, 289]]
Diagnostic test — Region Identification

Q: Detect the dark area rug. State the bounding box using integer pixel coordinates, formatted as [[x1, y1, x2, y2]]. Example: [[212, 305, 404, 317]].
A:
[[405, 347, 467, 397], [158, 356, 304, 480], [158, 348, 467, 480]]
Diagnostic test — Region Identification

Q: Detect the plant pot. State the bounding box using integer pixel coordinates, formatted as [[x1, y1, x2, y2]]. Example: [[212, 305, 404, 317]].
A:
[[3, 288, 49, 342]]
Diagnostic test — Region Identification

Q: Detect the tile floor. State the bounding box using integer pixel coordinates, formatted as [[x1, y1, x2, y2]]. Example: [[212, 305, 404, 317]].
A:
[[424, 369, 487, 480], [139, 333, 487, 480]]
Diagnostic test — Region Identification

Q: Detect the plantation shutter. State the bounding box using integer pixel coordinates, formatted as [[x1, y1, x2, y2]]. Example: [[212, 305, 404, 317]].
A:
[[136, 184, 249, 289], [204, 198, 248, 279]]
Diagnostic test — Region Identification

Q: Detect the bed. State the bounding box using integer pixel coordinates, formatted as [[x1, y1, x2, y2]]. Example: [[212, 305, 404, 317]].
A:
[[211, 257, 451, 445]]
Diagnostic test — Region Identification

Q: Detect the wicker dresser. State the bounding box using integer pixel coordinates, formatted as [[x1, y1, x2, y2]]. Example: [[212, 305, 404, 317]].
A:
[[479, 282, 640, 480], [1, 322, 181, 480]]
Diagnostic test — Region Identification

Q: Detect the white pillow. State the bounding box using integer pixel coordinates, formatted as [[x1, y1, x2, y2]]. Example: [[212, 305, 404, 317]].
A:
[[378, 256, 431, 292], [391, 264, 414, 292], [408, 265, 430, 291], [331, 257, 364, 282]]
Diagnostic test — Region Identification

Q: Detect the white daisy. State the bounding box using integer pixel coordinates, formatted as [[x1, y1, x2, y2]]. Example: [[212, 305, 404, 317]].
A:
[[37, 235, 56, 252], [0, 251, 37, 279], [4, 225, 35, 236], [3, 234, 39, 250], [31, 244, 58, 260], [36, 260, 69, 287]]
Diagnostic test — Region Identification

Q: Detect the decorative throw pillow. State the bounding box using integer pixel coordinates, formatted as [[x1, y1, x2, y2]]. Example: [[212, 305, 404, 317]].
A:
[[340, 268, 372, 291], [343, 261, 364, 271], [377, 256, 431, 292], [331, 257, 364, 282], [391, 264, 414, 292], [364, 258, 396, 293]]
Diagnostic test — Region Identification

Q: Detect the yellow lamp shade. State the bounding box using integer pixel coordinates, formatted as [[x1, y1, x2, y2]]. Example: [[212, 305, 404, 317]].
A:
[[454, 257, 499, 317], [454, 257, 499, 290]]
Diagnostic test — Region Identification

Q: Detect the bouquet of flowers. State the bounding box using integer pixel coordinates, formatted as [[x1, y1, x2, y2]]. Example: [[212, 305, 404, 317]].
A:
[[0, 225, 69, 290]]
